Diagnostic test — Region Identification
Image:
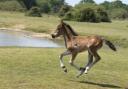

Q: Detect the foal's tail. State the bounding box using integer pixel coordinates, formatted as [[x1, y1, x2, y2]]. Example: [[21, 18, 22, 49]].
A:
[[103, 39, 117, 51]]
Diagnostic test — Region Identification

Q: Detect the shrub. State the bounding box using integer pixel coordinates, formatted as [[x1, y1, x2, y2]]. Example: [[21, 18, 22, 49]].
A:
[[97, 8, 111, 22], [58, 5, 72, 17], [76, 8, 98, 22], [40, 3, 50, 13], [37, 0, 50, 13], [110, 8, 128, 19], [25, 7, 42, 17], [63, 11, 74, 20], [62, 3, 111, 23]]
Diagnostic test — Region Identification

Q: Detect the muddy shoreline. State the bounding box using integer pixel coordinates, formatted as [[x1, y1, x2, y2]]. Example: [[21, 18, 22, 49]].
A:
[[0, 27, 52, 39]]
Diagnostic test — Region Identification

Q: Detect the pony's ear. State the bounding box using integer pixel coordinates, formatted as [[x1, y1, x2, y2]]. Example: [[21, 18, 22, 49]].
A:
[[60, 19, 64, 24]]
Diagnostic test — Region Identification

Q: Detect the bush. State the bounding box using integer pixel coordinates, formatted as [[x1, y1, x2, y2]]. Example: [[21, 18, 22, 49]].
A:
[[110, 8, 128, 19], [37, 0, 50, 13], [62, 3, 111, 23], [40, 3, 50, 13], [63, 11, 74, 20], [25, 7, 42, 17], [76, 8, 98, 22], [97, 8, 111, 22], [58, 5, 72, 17]]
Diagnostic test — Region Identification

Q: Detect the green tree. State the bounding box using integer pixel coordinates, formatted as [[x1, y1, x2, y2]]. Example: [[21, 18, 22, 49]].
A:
[[26, 6, 42, 17], [110, 8, 128, 19], [58, 5, 72, 17], [17, 0, 37, 10], [111, 0, 124, 8], [97, 8, 111, 22], [80, 0, 95, 4], [63, 11, 74, 20], [63, 3, 111, 22], [49, 0, 65, 13], [37, 0, 50, 13], [100, 1, 111, 10], [100, 0, 128, 19], [77, 8, 97, 22], [37, 0, 65, 13]]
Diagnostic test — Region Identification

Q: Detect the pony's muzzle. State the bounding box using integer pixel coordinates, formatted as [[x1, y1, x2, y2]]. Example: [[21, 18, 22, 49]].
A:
[[51, 32, 59, 38], [51, 34, 56, 38]]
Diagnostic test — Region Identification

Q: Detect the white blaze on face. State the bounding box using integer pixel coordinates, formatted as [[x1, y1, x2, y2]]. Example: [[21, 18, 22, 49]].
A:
[[53, 32, 58, 36]]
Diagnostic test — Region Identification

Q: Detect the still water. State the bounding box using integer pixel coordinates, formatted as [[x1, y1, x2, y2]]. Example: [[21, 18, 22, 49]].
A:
[[0, 30, 60, 47]]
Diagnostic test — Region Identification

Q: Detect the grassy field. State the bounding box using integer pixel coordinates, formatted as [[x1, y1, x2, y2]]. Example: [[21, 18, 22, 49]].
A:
[[0, 11, 128, 35], [0, 11, 128, 89], [0, 47, 128, 89]]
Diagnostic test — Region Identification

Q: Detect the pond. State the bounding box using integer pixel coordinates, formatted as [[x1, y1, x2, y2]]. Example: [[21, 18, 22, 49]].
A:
[[0, 30, 61, 48]]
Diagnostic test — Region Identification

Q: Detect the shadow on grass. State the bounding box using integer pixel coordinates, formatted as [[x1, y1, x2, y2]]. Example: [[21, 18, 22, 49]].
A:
[[69, 80, 122, 89], [79, 81, 122, 88]]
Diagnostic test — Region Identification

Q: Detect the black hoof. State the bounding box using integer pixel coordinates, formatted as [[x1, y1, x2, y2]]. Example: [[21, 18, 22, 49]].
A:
[[64, 69, 67, 73], [76, 67, 85, 78], [79, 67, 85, 71], [62, 66, 67, 73]]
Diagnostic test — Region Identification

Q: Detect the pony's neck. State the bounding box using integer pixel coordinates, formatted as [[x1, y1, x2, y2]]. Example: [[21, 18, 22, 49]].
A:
[[63, 34, 67, 48], [63, 29, 74, 48], [63, 24, 77, 48], [64, 29, 74, 40], [64, 23, 78, 36], [64, 25, 74, 40]]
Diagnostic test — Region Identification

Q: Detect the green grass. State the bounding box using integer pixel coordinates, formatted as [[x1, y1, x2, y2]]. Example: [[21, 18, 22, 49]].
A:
[[0, 11, 59, 33], [0, 47, 128, 89]]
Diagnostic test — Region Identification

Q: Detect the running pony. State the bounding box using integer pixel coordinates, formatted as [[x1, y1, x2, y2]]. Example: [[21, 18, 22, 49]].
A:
[[51, 20, 116, 77]]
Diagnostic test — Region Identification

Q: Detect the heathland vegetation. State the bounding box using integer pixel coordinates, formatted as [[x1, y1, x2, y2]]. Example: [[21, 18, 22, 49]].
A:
[[0, 0, 128, 21]]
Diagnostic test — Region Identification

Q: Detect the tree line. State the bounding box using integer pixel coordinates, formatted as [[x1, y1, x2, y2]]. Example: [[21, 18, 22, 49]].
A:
[[0, 0, 128, 22], [60, 0, 128, 22]]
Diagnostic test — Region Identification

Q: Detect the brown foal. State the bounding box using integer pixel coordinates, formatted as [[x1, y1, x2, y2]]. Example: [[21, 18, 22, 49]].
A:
[[51, 20, 116, 77]]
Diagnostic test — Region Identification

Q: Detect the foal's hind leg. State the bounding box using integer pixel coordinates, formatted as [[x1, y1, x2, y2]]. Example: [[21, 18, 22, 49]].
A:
[[84, 51, 93, 74], [77, 48, 101, 77], [59, 50, 71, 73], [85, 48, 101, 72], [77, 51, 93, 77]]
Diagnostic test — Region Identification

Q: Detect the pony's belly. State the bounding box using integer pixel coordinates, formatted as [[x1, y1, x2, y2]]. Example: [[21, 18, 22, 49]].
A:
[[67, 45, 87, 53]]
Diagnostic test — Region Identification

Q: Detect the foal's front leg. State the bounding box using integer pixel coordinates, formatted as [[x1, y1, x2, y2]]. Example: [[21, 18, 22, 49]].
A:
[[69, 53, 80, 70], [59, 50, 71, 73]]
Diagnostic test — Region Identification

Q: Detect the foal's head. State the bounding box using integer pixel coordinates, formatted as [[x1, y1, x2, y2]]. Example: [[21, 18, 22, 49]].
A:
[[51, 20, 78, 38], [51, 20, 66, 38]]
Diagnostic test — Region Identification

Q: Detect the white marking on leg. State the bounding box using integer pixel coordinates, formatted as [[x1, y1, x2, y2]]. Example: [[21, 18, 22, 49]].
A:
[[59, 51, 71, 68], [60, 60, 64, 67], [59, 55, 64, 67], [69, 60, 73, 65], [84, 66, 90, 74]]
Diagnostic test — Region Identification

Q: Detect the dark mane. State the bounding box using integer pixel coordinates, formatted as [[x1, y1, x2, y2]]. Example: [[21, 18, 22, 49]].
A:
[[64, 23, 78, 36]]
